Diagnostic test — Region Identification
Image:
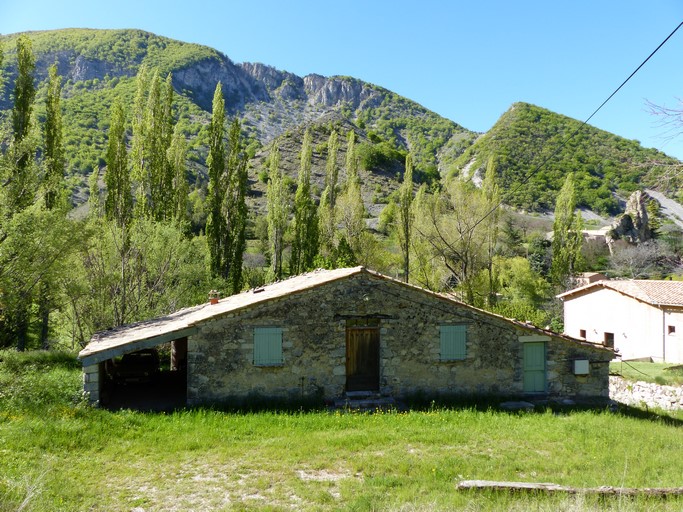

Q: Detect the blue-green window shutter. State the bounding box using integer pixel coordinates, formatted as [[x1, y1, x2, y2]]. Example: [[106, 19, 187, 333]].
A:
[[254, 327, 283, 366], [440, 325, 467, 360]]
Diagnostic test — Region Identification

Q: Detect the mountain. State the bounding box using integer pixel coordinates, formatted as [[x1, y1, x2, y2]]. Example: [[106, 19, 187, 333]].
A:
[[0, 28, 475, 211], [454, 102, 681, 214], [0, 29, 680, 218]]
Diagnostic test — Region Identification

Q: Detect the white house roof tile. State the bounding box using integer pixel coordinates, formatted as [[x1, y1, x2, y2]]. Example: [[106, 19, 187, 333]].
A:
[[558, 279, 683, 307]]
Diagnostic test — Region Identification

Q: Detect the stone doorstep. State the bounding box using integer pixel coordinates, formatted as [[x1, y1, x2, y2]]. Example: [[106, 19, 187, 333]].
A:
[[331, 393, 400, 411]]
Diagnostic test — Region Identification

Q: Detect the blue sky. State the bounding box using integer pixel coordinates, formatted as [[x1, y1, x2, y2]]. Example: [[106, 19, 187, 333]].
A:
[[1, 1, 683, 158]]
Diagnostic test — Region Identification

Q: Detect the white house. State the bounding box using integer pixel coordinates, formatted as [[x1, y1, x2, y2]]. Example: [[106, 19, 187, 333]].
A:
[[558, 280, 683, 363]]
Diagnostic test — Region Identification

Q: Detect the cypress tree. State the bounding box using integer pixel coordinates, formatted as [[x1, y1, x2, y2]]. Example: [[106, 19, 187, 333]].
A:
[[206, 82, 227, 278], [290, 128, 318, 274]]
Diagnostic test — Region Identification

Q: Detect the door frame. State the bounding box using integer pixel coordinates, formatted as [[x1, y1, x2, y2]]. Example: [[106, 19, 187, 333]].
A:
[[345, 319, 381, 392]]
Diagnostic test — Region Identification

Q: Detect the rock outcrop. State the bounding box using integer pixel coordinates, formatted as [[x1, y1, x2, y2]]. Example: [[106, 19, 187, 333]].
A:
[[606, 190, 651, 250]]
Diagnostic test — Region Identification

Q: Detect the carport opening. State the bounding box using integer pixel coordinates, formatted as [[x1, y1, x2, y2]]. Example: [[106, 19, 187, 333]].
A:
[[100, 337, 188, 411]]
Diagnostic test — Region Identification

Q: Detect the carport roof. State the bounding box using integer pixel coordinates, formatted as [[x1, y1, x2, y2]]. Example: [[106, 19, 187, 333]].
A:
[[78, 267, 366, 365]]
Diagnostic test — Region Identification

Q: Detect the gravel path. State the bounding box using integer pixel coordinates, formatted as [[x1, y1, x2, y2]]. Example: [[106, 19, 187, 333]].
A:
[[645, 189, 683, 230]]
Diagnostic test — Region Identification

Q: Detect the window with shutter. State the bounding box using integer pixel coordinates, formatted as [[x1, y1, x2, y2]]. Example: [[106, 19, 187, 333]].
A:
[[440, 325, 467, 361], [253, 327, 283, 366]]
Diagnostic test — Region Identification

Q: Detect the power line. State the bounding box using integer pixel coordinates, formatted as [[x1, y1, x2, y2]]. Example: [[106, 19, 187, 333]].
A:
[[470, 20, 683, 232]]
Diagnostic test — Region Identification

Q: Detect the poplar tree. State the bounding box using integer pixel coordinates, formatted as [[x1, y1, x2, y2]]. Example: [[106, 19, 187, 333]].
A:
[[104, 101, 132, 229], [38, 63, 66, 348], [267, 143, 288, 279], [397, 153, 414, 282], [145, 70, 164, 219], [167, 123, 188, 225], [130, 66, 150, 219], [7, 34, 37, 214], [551, 173, 583, 287], [223, 118, 248, 293], [3, 35, 37, 351], [290, 128, 318, 274], [159, 73, 175, 219], [336, 130, 365, 256], [43, 64, 65, 211], [482, 157, 501, 305], [205, 82, 227, 278], [318, 130, 339, 255]]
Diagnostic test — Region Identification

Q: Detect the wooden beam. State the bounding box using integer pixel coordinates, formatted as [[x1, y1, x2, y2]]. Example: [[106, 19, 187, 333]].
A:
[[456, 480, 683, 497], [79, 327, 199, 366]]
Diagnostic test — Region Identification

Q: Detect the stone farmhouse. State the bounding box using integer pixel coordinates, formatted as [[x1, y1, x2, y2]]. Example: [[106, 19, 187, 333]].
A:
[[558, 279, 683, 363], [79, 267, 613, 408]]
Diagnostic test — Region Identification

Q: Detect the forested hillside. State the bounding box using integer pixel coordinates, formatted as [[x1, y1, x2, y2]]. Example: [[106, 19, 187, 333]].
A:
[[454, 102, 681, 214]]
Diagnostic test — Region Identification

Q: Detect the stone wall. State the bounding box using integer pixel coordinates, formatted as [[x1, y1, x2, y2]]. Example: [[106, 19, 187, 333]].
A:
[[187, 273, 611, 405]]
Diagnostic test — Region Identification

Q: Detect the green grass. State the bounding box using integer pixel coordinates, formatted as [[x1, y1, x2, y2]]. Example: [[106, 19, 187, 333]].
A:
[[3, 350, 683, 511], [610, 361, 683, 386]]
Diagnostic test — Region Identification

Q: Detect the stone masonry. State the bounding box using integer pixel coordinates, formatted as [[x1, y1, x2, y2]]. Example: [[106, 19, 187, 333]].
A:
[[187, 272, 612, 405]]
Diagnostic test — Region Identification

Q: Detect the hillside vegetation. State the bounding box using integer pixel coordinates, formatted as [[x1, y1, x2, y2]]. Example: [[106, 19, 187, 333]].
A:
[[454, 102, 681, 214]]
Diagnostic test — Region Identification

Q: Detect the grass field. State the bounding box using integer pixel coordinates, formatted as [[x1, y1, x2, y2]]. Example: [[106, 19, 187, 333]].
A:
[[3, 351, 683, 511], [610, 360, 683, 386]]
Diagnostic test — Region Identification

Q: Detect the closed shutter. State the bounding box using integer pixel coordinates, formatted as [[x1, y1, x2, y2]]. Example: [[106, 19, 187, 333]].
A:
[[523, 342, 546, 393], [440, 325, 467, 360], [254, 327, 283, 366]]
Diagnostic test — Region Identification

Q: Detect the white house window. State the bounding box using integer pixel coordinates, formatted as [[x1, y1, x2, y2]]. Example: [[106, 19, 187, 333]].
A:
[[579, 329, 586, 339], [253, 327, 283, 366], [604, 332, 614, 348], [668, 325, 676, 335], [440, 325, 467, 361]]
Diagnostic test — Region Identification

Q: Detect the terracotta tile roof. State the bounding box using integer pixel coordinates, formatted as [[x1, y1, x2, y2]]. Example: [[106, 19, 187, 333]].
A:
[[558, 279, 683, 306]]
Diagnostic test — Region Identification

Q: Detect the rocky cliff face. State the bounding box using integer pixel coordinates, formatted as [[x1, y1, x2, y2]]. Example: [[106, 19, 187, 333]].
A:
[[606, 190, 652, 248]]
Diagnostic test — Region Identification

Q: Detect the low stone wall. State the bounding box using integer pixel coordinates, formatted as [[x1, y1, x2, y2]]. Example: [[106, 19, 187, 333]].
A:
[[610, 376, 683, 410]]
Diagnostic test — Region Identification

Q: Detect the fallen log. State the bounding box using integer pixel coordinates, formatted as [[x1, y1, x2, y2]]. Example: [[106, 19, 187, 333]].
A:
[[456, 480, 683, 498]]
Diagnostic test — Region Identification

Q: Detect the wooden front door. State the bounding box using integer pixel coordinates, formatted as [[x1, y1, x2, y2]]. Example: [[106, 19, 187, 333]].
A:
[[346, 327, 380, 392], [523, 342, 546, 393]]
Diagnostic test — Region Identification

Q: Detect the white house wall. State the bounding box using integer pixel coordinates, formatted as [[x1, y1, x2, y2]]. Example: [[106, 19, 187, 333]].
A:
[[663, 309, 683, 363], [564, 288, 666, 362]]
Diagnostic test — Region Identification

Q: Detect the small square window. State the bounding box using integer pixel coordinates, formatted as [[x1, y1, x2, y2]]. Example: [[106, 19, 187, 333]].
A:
[[668, 325, 676, 335], [604, 332, 614, 348], [253, 327, 283, 366], [440, 325, 466, 361], [579, 329, 586, 339]]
